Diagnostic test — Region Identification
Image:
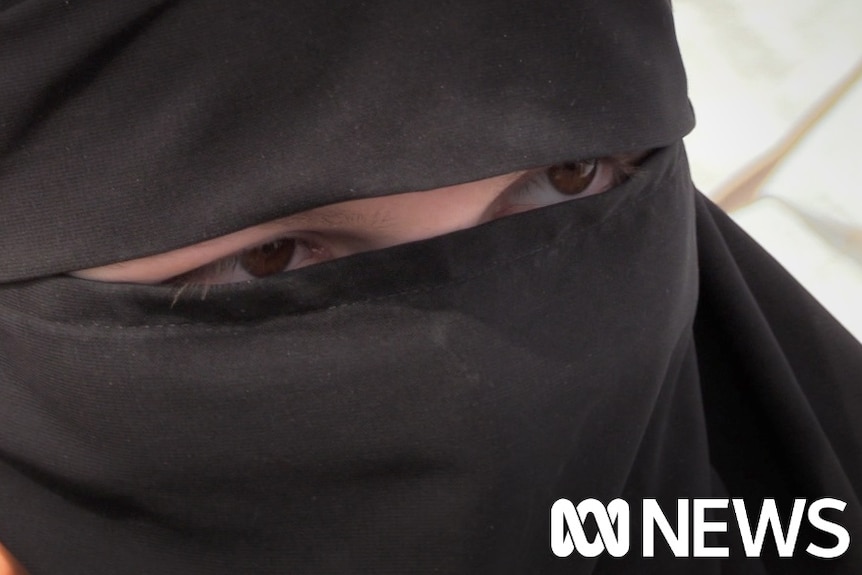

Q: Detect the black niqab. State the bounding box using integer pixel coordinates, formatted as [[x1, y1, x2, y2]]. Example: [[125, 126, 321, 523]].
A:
[[1, 1, 860, 573]]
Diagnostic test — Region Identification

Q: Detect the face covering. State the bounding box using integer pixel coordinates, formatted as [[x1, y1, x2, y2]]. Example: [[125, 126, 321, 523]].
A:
[[1, 1, 861, 574]]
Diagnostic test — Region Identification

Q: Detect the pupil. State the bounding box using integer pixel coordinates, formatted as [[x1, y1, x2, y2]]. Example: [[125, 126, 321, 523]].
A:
[[547, 159, 597, 196], [239, 239, 296, 278]]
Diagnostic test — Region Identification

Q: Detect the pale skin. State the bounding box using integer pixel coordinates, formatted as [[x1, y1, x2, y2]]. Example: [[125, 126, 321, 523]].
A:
[[0, 154, 639, 572], [0, 543, 25, 575]]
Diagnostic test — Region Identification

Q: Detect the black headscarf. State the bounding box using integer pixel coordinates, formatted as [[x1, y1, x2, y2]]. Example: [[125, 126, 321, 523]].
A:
[[1, 1, 860, 573]]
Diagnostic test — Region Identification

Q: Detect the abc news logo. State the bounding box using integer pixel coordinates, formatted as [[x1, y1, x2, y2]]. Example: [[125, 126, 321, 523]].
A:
[[551, 498, 849, 559]]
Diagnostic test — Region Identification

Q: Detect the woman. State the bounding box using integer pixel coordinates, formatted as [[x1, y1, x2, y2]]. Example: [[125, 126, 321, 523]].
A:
[[1, 0, 860, 573]]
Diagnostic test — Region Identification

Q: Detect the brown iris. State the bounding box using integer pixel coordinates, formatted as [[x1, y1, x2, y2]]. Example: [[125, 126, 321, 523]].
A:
[[239, 239, 297, 278], [547, 159, 598, 195]]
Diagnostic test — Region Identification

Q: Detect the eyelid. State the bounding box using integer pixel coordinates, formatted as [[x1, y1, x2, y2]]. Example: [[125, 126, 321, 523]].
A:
[[484, 156, 634, 221], [164, 233, 330, 286], [496, 168, 547, 198], [70, 219, 317, 284]]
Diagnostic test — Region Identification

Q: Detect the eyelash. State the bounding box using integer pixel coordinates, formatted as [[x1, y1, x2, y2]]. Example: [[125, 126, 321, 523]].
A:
[[166, 236, 324, 287], [165, 155, 638, 288], [490, 155, 636, 218]]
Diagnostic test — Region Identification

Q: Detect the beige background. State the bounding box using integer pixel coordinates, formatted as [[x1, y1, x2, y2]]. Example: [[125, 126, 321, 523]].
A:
[[675, 0, 862, 341]]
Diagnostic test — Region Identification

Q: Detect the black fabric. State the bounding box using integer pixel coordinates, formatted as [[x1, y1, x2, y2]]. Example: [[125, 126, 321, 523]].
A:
[[1, 1, 861, 574], [0, 0, 691, 281]]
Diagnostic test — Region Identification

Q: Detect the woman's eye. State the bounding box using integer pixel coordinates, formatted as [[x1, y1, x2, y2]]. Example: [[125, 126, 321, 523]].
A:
[[240, 239, 297, 278], [491, 157, 631, 218], [547, 159, 599, 195], [166, 237, 326, 286]]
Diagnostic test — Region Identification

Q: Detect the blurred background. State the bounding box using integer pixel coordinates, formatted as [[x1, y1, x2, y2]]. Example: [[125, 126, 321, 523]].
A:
[[674, 0, 862, 342]]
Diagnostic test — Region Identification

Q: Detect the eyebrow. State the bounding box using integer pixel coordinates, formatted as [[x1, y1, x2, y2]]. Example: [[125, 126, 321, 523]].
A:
[[274, 203, 394, 233]]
